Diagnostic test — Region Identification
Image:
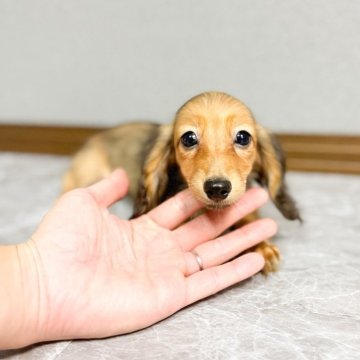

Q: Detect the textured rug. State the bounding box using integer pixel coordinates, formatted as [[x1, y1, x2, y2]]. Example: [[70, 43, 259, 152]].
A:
[[1, 152, 359, 360]]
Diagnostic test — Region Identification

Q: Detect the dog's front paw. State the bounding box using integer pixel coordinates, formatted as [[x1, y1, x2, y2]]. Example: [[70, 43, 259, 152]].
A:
[[254, 241, 281, 275]]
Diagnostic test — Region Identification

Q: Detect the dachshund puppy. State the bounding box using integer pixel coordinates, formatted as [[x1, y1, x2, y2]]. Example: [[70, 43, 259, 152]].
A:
[[63, 92, 300, 273]]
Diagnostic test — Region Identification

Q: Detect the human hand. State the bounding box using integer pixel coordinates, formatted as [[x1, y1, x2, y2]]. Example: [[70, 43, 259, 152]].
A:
[[5, 169, 276, 348]]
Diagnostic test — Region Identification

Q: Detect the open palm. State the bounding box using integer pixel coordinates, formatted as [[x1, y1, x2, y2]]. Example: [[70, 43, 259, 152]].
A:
[[29, 169, 276, 342]]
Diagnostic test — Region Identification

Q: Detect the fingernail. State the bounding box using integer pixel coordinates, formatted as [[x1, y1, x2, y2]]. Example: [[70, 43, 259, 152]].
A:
[[236, 252, 264, 276]]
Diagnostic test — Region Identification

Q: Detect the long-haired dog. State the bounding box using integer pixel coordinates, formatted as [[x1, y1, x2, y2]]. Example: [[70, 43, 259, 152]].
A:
[[63, 92, 301, 273]]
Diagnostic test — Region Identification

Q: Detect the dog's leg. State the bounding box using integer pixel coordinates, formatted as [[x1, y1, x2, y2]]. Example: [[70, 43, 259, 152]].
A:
[[62, 140, 112, 193], [236, 211, 281, 274], [253, 239, 281, 275]]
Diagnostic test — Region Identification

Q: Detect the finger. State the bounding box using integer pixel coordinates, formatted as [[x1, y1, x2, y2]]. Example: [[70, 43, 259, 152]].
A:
[[147, 189, 203, 229], [184, 218, 277, 275], [87, 169, 130, 208], [176, 188, 269, 251], [185, 252, 265, 306]]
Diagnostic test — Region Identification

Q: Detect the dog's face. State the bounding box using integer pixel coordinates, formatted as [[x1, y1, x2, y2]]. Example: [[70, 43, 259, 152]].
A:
[[173, 93, 257, 209], [135, 91, 300, 221]]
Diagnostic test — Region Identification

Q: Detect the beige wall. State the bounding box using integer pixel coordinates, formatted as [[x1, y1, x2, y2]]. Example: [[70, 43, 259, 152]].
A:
[[0, 0, 359, 134]]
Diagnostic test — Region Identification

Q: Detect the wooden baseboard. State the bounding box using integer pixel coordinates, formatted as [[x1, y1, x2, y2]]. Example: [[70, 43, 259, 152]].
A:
[[0, 124, 102, 155], [277, 134, 360, 174], [0, 124, 359, 174]]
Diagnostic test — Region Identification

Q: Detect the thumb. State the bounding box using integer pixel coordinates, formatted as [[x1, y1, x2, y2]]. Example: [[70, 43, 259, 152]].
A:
[[88, 169, 130, 207]]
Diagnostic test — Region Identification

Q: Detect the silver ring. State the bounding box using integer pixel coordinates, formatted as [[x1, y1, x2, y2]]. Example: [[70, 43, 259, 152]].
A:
[[192, 250, 204, 271]]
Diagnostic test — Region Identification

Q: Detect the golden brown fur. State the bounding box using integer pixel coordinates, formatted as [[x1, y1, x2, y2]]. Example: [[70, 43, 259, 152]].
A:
[[64, 92, 300, 273]]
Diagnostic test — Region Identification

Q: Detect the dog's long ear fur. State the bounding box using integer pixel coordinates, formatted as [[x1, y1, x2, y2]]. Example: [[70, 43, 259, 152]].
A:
[[253, 124, 301, 221], [132, 125, 178, 217]]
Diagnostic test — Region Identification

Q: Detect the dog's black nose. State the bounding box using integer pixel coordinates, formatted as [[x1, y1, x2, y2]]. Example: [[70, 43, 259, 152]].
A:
[[204, 178, 232, 201]]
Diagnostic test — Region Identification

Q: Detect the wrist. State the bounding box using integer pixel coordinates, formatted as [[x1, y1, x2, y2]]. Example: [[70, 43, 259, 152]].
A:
[[0, 240, 48, 349]]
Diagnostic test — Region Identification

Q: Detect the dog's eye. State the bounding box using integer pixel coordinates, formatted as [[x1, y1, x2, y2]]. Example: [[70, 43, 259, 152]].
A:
[[234, 130, 251, 147], [181, 131, 198, 148]]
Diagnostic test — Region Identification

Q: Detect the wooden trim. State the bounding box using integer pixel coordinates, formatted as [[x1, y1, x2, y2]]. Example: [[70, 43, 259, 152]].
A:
[[0, 124, 102, 155], [277, 134, 360, 175], [0, 124, 359, 174]]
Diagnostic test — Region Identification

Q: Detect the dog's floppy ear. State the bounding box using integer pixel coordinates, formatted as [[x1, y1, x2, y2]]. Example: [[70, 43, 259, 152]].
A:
[[132, 125, 176, 217], [253, 124, 301, 221]]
